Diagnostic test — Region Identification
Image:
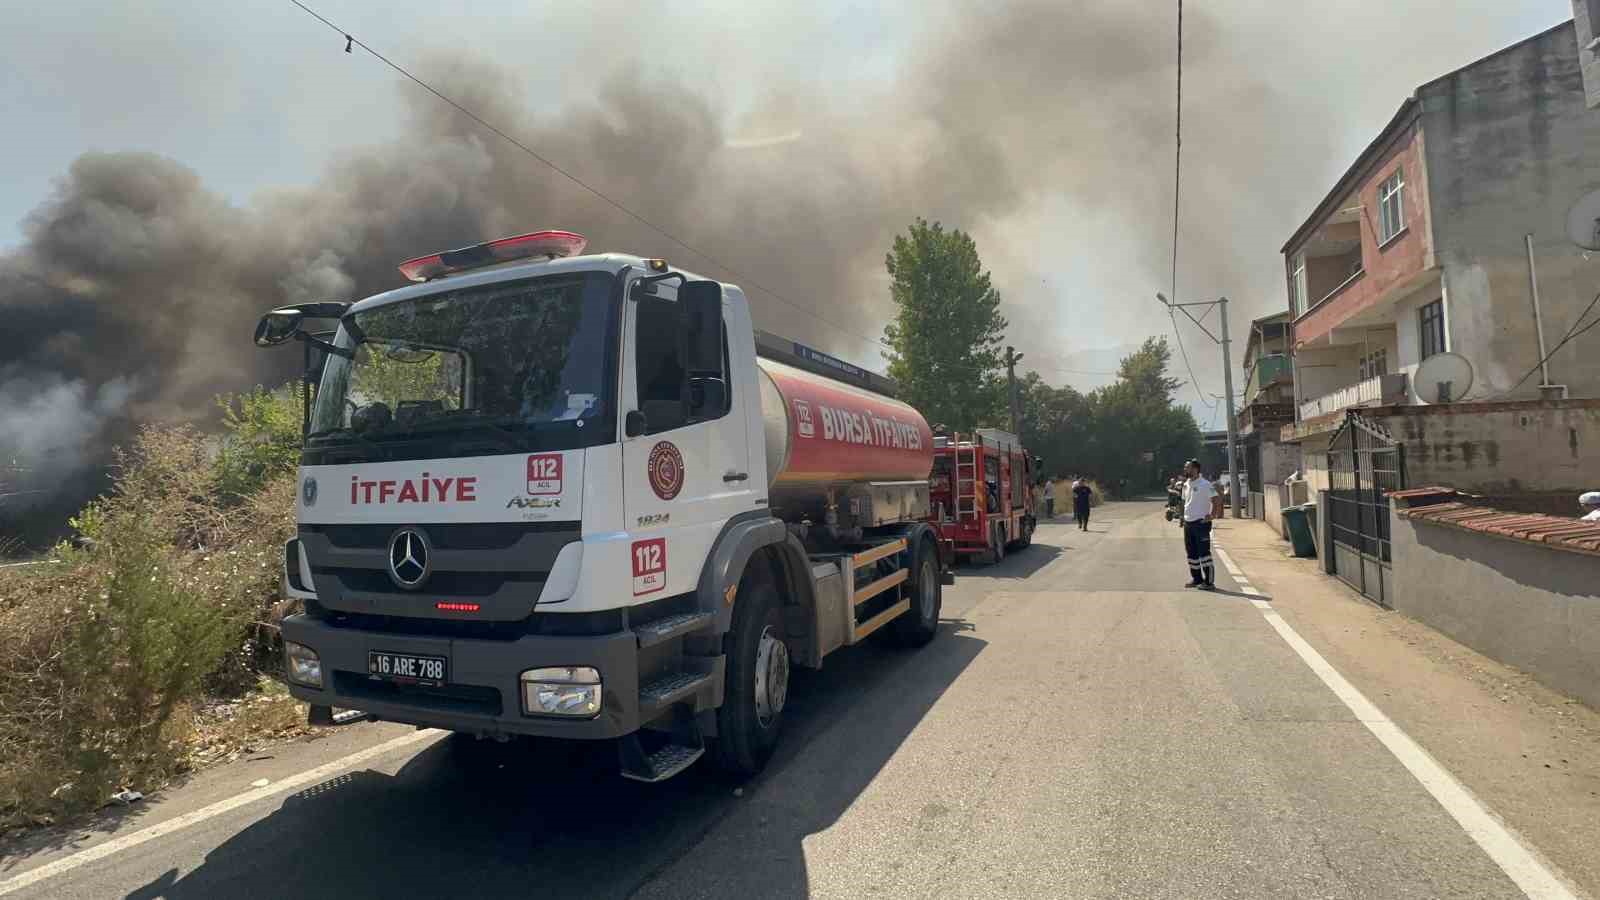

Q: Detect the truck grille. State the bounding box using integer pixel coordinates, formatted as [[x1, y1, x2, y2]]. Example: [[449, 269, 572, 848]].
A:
[[315, 568, 546, 598], [305, 521, 576, 550], [298, 522, 581, 621]]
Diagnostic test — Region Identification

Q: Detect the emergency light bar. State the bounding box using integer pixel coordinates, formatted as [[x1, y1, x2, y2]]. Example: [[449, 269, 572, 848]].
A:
[[397, 230, 588, 282]]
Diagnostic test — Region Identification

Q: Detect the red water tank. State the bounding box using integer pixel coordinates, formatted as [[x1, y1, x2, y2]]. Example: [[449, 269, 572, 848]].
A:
[[756, 358, 933, 500]]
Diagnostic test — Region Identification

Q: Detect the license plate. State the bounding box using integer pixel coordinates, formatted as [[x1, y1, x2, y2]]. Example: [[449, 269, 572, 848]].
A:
[[368, 651, 448, 686]]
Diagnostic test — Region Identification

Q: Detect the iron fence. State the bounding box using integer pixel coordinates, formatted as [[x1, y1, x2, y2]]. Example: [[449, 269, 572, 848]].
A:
[[1326, 412, 1406, 606]]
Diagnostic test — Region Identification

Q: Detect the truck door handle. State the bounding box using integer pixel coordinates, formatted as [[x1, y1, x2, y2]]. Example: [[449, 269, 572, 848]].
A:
[[723, 472, 749, 483]]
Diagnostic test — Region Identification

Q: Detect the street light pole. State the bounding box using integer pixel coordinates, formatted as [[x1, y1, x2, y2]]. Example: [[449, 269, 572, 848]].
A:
[[1218, 297, 1241, 519], [1156, 291, 1242, 518], [1005, 346, 1024, 436]]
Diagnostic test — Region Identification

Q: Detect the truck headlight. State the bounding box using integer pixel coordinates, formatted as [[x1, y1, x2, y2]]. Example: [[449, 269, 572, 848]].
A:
[[285, 641, 323, 688], [520, 666, 602, 717]]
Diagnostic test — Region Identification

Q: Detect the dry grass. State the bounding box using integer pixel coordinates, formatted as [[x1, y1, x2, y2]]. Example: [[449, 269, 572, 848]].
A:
[[189, 679, 314, 768], [0, 424, 298, 831]]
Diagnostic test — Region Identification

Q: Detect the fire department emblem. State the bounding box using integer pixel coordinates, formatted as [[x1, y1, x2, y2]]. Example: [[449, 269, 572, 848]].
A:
[[647, 441, 685, 501]]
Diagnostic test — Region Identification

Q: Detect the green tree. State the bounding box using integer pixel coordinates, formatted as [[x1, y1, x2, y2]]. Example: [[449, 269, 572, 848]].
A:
[[1117, 337, 1184, 401], [882, 218, 1008, 431], [1016, 372, 1090, 479], [1019, 339, 1199, 496], [213, 384, 306, 500]]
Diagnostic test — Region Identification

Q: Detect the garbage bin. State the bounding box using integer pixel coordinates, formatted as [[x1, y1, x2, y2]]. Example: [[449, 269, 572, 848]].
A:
[[1282, 504, 1317, 558]]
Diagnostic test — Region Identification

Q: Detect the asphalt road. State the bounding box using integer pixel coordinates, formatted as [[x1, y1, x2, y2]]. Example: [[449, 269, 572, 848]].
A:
[[0, 502, 1580, 898]]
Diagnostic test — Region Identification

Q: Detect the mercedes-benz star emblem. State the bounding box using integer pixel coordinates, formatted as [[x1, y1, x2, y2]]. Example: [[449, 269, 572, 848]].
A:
[[301, 476, 318, 507], [387, 529, 431, 590]]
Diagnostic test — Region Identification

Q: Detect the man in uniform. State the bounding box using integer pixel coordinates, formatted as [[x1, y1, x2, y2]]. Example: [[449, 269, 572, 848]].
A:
[[1181, 459, 1218, 590]]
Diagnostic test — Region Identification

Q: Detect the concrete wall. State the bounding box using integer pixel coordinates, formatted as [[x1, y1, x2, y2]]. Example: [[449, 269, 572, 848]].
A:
[[1390, 509, 1600, 709], [1259, 437, 1302, 485], [1300, 432, 1333, 494], [1576, 1, 1600, 109], [1263, 487, 1287, 539], [1420, 21, 1600, 400], [1295, 345, 1362, 405], [1372, 399, 1600, 493]]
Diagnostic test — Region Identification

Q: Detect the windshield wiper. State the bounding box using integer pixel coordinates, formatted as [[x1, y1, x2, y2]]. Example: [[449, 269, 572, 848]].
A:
[[304, 426, 386, 452]]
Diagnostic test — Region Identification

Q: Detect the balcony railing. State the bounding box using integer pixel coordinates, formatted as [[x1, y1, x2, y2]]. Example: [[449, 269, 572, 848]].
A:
[[1298, 373, 1409, 421]]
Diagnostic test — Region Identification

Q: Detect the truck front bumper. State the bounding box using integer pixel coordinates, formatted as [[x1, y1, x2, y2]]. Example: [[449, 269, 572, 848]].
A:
[[280, 614, 641, 740]]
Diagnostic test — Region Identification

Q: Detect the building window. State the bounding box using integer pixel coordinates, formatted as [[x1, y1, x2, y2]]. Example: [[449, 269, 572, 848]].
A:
[[1288, 252, 1307, 316], [1419, 299, 1445, 359], [1377, 169, 1405, 244], [1359, 348, 1388, 381]]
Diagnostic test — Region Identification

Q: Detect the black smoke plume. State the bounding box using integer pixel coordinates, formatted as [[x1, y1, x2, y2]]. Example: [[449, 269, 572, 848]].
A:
[[0, 0, 1326, 549]]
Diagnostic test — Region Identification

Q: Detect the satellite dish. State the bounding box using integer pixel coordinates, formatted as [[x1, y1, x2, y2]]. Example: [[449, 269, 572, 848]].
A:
[[1414, 352, 1474, 404], [1566, 189, 1600, 251]]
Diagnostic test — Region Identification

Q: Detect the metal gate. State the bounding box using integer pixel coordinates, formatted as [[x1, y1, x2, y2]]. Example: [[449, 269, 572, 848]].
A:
[[1326, 412, 1406, 606]]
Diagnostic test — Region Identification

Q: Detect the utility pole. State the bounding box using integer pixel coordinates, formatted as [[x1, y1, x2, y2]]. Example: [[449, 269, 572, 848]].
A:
[[1156, 292, 1241, 518], [1218, 297, 1241, 519], [1005, 346, 1024, 435]]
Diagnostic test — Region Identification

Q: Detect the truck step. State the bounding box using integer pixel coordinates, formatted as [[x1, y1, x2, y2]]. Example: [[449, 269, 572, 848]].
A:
[[639, 670, 715, 712], [634, 611, 717, 648], [619, 741, 705, 783]]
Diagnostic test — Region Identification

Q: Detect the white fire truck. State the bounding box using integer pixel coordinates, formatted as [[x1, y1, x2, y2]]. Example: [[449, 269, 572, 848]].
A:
[[255, 230, 952, 781]]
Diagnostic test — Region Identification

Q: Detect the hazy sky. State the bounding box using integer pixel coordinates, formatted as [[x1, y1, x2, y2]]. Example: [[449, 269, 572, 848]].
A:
[[0, 0, 1576, 427]]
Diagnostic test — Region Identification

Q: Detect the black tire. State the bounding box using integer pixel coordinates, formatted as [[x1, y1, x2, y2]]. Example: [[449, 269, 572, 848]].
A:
[[887, 538, 942, 648], [711, 579, 787, 776]]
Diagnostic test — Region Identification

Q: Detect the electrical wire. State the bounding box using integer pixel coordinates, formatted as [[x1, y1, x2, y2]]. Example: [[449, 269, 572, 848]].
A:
[[1163, 0, 1214, 411], [1496, 287, 1600, 397], [286, 0, 890, 358]]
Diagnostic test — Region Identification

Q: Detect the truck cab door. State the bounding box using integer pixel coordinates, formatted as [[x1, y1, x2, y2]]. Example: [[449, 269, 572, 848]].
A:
[[619, 274, 753, 600]]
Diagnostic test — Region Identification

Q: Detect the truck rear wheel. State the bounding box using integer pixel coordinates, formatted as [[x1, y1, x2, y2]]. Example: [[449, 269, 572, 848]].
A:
[[887, 538, 942, 648], [712, 580, 786, 776]]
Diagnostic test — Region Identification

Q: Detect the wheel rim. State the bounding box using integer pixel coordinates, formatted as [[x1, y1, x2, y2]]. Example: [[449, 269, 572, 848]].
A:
[[753, 625, 789, 729], [918, 560, 937, 622]]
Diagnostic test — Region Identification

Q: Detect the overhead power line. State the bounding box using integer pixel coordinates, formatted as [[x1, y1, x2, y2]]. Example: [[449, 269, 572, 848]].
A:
[[1495, 287, 1600, 398], [1165, 0, 1214, 411], [286, 0, 889, 358]]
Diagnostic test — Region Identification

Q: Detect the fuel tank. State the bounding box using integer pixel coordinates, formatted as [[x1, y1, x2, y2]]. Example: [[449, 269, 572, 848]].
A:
[[756, 357, 934, 523]]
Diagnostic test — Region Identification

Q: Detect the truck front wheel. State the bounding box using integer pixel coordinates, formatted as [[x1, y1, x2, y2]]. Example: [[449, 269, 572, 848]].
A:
[[712, 581, 787, 776]]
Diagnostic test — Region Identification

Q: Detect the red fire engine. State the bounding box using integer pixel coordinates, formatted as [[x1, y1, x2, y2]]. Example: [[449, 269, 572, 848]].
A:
[[929, 429, 1038, 564]]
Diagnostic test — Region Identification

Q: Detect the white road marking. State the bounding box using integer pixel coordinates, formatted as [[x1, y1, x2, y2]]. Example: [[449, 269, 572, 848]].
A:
[[1215, 547, 1270, 607], [0, 729, 443, 897], [1218, 542, 1577, 900]]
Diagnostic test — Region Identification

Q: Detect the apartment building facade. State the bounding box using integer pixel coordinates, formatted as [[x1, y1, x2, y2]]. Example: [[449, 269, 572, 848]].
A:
[[1278, 19, 1600, 496]]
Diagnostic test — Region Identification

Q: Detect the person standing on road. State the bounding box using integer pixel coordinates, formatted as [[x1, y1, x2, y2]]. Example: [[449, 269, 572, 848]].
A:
[[1581, 491, 1600, 522], [1166, 475, 1184, 524], [1072, 477, 1093, 531], [1043, 477, 1056, 519], [1181, 459, 1218, 590]]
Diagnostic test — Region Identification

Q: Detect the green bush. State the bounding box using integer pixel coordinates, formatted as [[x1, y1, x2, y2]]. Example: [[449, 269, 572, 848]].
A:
[[0, 420, 296, 830], [214, 384, 305, 501]]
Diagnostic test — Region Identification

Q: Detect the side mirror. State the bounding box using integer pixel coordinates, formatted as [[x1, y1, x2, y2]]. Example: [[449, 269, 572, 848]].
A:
[[689, 376, 727, 417], [625, 410, 648, 438], [254, 308, 305, 347], [680, 280, 723, 374]]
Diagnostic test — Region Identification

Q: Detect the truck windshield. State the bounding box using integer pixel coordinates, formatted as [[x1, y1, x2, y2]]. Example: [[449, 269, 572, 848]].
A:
[[307, 271, 618, 461]]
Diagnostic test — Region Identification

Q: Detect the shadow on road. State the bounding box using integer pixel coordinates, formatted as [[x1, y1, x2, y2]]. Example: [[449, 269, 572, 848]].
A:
[[955, 541, 1062, 580], [129, 621, 988, 899]]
